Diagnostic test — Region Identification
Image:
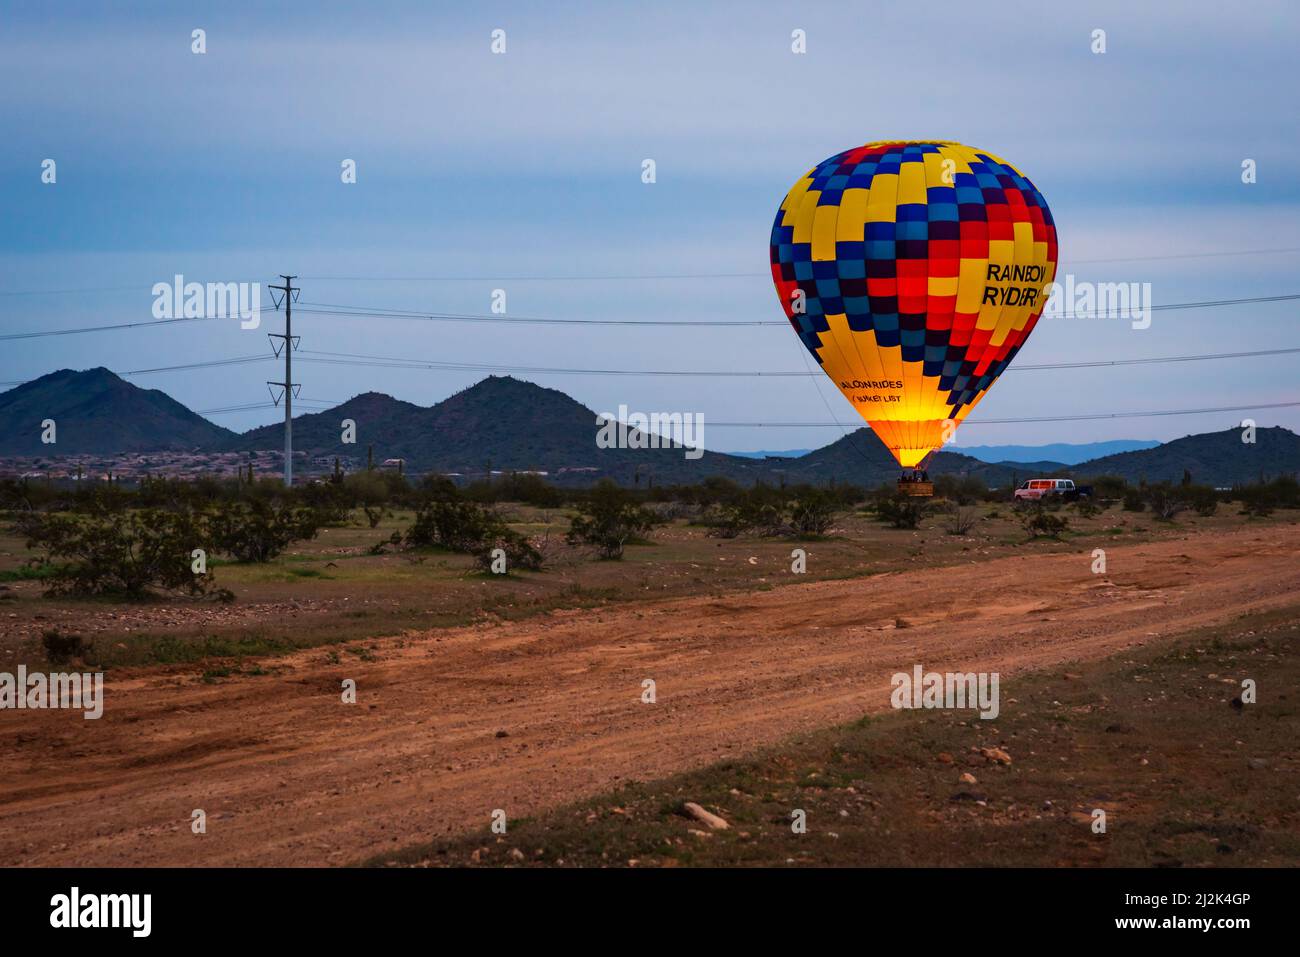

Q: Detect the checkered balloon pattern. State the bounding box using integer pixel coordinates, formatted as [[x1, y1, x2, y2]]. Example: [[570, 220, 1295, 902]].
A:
[[770, 141, 1058, 468]]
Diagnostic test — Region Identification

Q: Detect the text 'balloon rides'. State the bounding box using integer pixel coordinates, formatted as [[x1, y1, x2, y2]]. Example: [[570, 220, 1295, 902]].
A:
[[770, 141, 1058, 468]]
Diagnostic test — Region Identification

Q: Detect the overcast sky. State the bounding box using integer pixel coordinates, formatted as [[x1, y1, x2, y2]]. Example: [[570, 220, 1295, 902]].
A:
[[2, 0, 1296, 452]]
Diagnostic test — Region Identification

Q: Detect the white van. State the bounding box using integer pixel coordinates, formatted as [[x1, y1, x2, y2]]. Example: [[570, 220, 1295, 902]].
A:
[[1014, 478, 1076, 502]]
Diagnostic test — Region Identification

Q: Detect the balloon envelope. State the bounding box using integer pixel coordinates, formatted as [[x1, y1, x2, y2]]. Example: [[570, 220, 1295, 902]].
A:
[[770, 141, 1058, 467]]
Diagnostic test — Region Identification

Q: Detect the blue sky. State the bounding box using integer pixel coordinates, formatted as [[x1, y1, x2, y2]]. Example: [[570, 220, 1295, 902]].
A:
[[2, 0, 1297, 452]]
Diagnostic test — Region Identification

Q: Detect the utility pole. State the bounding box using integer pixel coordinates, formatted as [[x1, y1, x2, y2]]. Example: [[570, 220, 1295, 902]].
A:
[[267, 275, 300, 487]]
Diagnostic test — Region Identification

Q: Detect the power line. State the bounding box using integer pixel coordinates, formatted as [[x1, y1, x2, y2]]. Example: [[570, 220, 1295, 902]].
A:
[[0, 355, 272, 388], [291, 344, 1300, 378], [4, 291, 1296, 340], [5, 342, 1298, 391], [293, 292, 1300, 327], [0, 316, 222, 341], [199, 399, 333, 416], [294, 304, 778, 327], [193, 399, 1299, 429], [702, 401, 1300, 427]]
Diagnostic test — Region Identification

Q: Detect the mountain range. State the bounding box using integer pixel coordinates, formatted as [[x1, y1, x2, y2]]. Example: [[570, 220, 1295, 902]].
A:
[[2, 368, 1297, 488]]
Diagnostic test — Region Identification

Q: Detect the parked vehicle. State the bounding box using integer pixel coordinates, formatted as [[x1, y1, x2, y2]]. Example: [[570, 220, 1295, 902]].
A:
[[1013, 478, 1093, 502]]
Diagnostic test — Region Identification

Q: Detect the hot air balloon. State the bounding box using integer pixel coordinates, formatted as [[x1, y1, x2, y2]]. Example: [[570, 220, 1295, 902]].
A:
[[770, 141, 1057, 487]]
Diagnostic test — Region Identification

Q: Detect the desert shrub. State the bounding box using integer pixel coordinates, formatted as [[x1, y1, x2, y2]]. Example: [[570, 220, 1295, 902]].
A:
[[1022, 507, 1070, 540], [1121, 487, 1147, 512], [875, 495, 928, 530], [208, 500, 324, 563], [68, 483, 132, 515], [1072, 498, 1102, 519], [824, 482, 867, 507], [566, 480, 660, 559], [295, 480, 353, 525], [1090, 474, 1129, 503], [708, 484, 788, 538], [472, 531, 544, 573], [420, 474, 461, 501], [1237, 485, 1275, 518], [1184, 484, 1219, 517], [932, 474, 987, 506], [683, 476, 745, 508], [1144, 482, 1189, 521], [463, 473, 563, 508], [0, 477, 61, 512], [646, 500, 696, 522], [942, 504, 978, 536], [789, 489, 838, 537], [405, 499, 508, 552], [41, 629, 87, 665], [1264, 475, 1299, 508], [19, 508, 229, 599]]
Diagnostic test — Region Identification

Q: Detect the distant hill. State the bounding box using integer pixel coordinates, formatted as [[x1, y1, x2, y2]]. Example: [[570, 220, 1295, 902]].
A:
[[225, 376, 780, 486], [1072, 427, 1300, 486], [4, 370, 1297, 489], [0, 368, 235, 455], [728, 449, 814, 460], [951, 439, 1161, 466], [224, 377, 1068, 487]]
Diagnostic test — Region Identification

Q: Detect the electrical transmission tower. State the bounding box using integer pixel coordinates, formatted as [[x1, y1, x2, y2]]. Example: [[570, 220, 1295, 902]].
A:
[[267, 275, 300, 487]]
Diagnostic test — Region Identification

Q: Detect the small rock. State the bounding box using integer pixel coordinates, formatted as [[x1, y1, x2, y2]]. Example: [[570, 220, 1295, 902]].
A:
[[682, 802, 730, 830], [978, 747, 1012, 766], [959, 772, 978, 785]]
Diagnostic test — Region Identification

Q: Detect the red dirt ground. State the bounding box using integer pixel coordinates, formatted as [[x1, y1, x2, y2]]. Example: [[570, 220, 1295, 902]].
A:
[[1, 522, 1296, 866]]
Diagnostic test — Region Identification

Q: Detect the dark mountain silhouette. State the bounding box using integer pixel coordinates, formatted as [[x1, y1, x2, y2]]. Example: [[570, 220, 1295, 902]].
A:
[[2, 371, 1296, 488], [0, 368, 235, 455], [224, 377, 1063, 486], [1072, 426, 1300, 486], [227, 376, 777, 485]]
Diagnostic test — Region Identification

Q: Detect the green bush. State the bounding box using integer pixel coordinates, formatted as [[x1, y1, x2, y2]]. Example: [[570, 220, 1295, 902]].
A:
[[1022, 507, 1070, 540], [1090, 474, 1129, 503], [707, 484, 788, 538], [463, 473, 563, 508], [931, 474, 987, 506], [566, 480, 660, 559], [1184, 484, 1219, 517], [18, 508, 229, 600], [472, 532, 544, 573], [1144, 482, 1188, 521], [1121, 487, 1147, 512], [875, 495, 928, 530], [1072, 498, 1102, 518], [942, 504, 978, 535], [789, 489, 838, 537], [405, 499, 507, 552], [208, 500, 324, 563]]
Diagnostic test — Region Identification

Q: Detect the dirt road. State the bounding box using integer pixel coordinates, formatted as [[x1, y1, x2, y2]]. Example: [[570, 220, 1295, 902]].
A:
[[2, 523, 1296, 866]]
